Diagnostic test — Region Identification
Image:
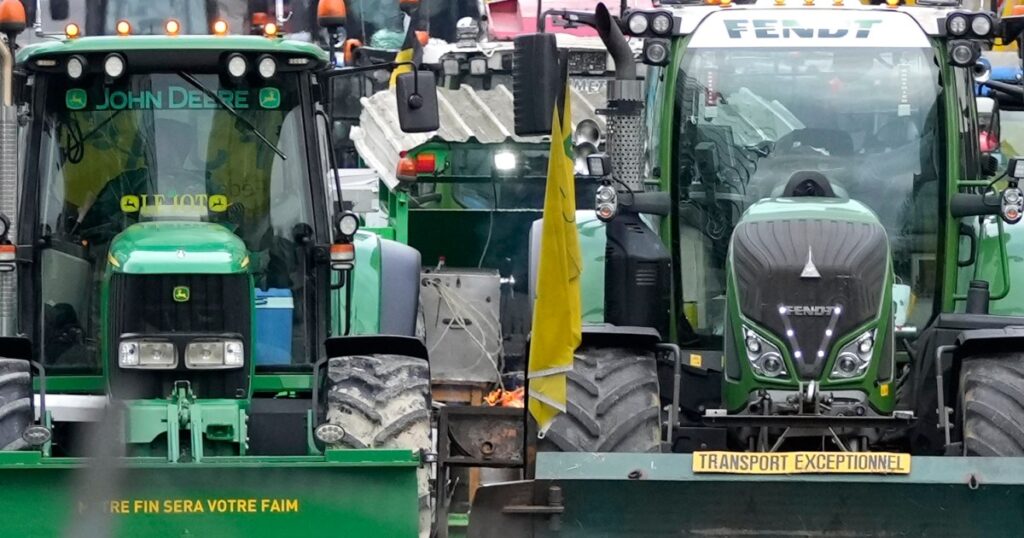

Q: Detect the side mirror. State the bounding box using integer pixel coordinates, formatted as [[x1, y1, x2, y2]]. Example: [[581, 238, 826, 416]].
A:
[[512, 33, 560, 136], [49, 0, 69, 21], [395, 71, 439, 133]]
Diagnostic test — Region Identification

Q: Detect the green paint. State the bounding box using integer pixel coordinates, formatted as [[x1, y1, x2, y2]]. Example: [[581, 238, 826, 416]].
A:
[[520, 453, 1024, 536], [0, 453, 418, 537], [108, 222, 249, 275], [18, 35, 328, 67]]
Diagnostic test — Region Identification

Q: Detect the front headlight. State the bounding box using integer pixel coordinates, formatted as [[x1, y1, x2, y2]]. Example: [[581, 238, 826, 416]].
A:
[[119, 340, 177, 369], [830, 329, 875, 380], [185, 339, 245, 369], [742, 326, 787, 378]]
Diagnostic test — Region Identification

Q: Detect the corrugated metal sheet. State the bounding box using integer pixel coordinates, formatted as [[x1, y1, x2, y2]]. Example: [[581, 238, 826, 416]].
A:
[[352, 83, 608, 188]]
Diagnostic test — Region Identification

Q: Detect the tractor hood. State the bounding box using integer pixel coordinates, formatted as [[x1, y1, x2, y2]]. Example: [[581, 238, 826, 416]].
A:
[[108, 221, 249, 275], [730, 197, 889, 380]]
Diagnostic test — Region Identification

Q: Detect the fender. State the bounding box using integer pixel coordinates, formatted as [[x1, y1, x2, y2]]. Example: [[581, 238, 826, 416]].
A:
[[323, 335, 429, 360]]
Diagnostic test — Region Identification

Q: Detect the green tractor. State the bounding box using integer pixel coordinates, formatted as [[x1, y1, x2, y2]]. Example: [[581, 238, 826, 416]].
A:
[[0, 0, 445, 535], [466, 2, 1024, 536]]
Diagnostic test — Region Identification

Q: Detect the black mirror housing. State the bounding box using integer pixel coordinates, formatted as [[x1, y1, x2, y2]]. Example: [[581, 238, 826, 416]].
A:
[[512, 33, 560, 136], [49, 0, 70, 21], [395, 71, 439, 133]]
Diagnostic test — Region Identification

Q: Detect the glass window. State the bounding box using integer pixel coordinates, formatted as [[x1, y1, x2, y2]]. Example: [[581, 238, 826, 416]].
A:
[[674, 46, 943, 336], [36, 72, 313, 368]]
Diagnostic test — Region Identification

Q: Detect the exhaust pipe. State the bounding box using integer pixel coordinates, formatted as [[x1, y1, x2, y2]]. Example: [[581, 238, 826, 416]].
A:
[[0, 36, 18, 336], [594, 3, 645, 192]]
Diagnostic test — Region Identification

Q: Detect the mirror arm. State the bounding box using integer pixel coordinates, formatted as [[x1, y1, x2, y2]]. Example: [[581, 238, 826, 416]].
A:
[[983, 80, 1024, 99]]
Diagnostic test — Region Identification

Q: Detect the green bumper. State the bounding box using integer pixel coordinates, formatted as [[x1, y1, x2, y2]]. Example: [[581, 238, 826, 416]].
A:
[[470, 453, 1024, 537], [0, 449, 419, 537]]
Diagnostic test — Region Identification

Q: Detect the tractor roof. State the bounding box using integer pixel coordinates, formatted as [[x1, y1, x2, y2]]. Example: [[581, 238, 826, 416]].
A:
[[664, 1, 959, 36], [16, 35, 329, 68]]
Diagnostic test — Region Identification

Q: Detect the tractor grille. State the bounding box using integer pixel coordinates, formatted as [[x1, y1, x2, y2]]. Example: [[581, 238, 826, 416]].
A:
[[731, 218, 888, 380], [111, 274, 248, 334], [108, 273, 251, 400]]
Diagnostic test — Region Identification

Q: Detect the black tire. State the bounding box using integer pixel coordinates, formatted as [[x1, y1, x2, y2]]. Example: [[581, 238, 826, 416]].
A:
[[324, 354, 432, 536], [962, 355, 1024, 456], [0, 358, 31, 451], [539, 347, 661, 453]]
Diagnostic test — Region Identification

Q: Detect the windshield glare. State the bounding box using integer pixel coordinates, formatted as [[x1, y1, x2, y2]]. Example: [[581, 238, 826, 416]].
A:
[[37, 72, 312, 369], [676, 46, 942, 335]]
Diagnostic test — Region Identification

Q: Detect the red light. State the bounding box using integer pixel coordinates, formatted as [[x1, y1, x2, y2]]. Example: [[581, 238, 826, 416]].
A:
[[415, 153, 436, 174], [397, 156, 418, 181]]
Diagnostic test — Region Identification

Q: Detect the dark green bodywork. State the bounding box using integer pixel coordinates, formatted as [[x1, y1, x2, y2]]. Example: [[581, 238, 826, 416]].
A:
[[721, 199, 896, 413]]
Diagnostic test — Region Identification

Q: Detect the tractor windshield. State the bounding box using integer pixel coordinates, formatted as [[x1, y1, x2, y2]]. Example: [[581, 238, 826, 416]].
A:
[[35, 72, 313, 369], [674, 38, 942, 337]]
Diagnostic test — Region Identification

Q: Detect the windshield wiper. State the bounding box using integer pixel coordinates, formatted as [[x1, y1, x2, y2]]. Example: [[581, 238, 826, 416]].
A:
[[177, 72, 287, 160]]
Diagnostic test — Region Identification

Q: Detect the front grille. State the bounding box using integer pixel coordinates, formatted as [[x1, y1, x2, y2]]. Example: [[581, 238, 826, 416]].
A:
[[114, 274, 245, 334], [108, 273, 251, 399], [731, 218, 888, 380]]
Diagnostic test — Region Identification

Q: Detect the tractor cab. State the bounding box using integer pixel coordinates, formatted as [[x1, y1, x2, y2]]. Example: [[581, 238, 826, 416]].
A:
[[0, 0, 445, 532]]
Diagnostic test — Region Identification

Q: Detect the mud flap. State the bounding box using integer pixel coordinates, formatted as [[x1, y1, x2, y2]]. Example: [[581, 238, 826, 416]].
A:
[[469, 452, 1024, 537]]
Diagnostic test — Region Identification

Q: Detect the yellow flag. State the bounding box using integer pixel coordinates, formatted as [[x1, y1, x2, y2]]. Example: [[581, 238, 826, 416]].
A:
[[528, 84, 582, 433], [389, 11, 423, 87]]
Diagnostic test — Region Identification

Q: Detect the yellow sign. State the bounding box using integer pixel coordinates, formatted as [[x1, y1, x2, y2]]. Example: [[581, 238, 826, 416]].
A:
[[689, 354, 703, 368], [120, 194, 230, 213], [693, 451, 911, 475], [880, 383, 890, 397], [104, 498, 300, 514]]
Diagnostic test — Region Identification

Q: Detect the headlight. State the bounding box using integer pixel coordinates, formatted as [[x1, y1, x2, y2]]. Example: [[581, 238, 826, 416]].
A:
[[650, 13, 673, 35], [119, 340, 177, 369], [742, 326, 788, 379], [830, 329, 875, 380], [104, 54, 126, 79], [948, 40, 979, 68], [227, 54, 248, 78], [946, 13, 968, 36], [493, 151, 517, 172], [67, 55, 86, 80], [257, 55, 277, 79], [970, 14, 992, 38], [185, 339, 245, 369], [627, 13, 649, 35]]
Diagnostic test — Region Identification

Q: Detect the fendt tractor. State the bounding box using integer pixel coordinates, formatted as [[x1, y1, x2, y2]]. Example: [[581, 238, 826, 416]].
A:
[[464, 1, 1024, 536], [0, 0, 446, 535]]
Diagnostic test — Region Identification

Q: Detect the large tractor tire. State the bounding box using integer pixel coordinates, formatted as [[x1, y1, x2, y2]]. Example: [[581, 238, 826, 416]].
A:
[[0, 358, 31, 451], [539, 347, 661, 453], [962, 355, 1024, 456], [324, 354, 432, 536]]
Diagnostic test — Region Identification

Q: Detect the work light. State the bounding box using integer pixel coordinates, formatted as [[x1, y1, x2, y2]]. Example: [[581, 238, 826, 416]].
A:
[[66, 55, 85, 80], [227, 53, 248, 78], [651, 12, 673, 35], [627, 13, 649, 35], [257, 55, 277, 79], [103, 53, 125, 79]]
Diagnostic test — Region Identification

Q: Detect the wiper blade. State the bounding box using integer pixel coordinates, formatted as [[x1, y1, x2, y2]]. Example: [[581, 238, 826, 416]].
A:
[[177, 72, 287, 160]]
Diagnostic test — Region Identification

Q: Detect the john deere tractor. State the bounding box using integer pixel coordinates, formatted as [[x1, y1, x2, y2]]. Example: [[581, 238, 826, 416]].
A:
[[467, 2, 1024, 536], [0, 0, 444, 535]]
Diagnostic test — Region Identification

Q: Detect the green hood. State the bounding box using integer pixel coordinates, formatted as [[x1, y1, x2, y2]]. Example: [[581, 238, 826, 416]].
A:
[[108, 221, 249, 274]]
